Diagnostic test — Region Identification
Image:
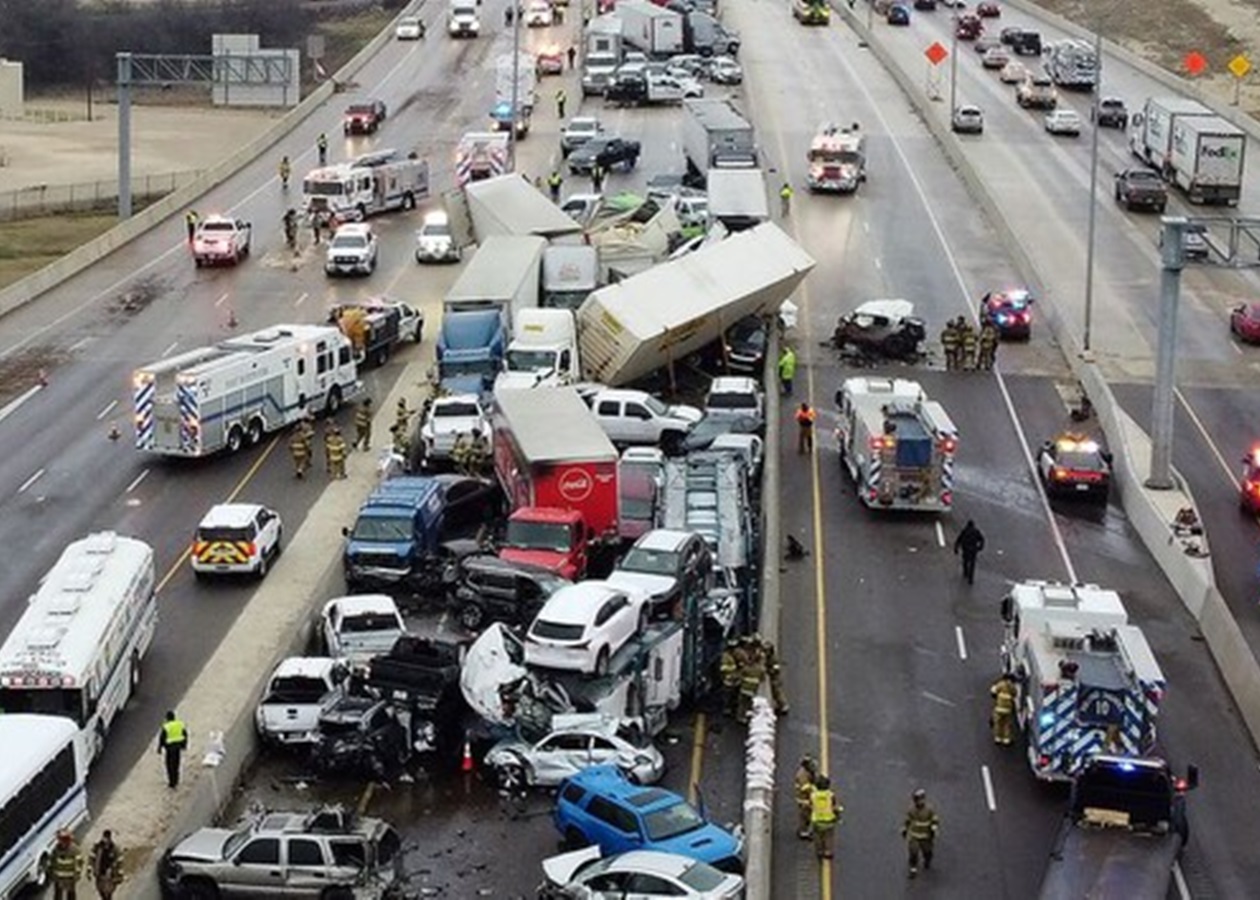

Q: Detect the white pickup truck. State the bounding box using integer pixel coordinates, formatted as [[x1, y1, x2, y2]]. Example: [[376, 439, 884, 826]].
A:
[[586, 388, 702, 452], [192, 214, 252, 267], [254, 657, 345, 747], [419, 394, 490, 466]]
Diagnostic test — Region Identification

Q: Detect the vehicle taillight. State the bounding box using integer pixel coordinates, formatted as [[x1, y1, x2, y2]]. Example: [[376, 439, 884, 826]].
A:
[[939, 436, 957, 454], [1052, 467, 1067, 481], [868, 435, 894, 451], [1017, 312, 1030, 323]]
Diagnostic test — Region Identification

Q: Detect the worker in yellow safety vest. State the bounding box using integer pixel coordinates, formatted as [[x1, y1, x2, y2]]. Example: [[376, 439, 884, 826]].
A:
[[810, 775, 842, 860]]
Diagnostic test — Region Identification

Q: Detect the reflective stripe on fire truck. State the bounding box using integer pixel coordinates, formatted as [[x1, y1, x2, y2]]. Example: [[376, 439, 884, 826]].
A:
[[1035, 676, 1164, 776], [178, 382, 199, 454], [134, 377, 155, 449], [195, 541, 251, 564], [941, 453, 954, 506]]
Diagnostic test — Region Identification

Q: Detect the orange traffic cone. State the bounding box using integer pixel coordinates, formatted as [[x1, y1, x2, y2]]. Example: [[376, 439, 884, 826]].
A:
[[226, 307, 238, 329], [460, 740, 474, 774]]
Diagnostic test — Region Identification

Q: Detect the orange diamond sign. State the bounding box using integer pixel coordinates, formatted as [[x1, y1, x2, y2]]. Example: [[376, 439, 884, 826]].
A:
[[1229, 54, 1251, 78], [1184, 51, 1208, 75], [925, 42, 948, 66]]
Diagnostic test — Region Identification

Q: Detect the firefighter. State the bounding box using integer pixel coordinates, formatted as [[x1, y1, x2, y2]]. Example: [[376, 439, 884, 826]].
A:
[[960, 320, 978, 371], [902, 788, 941, 878], [719, 641, 742, 718], [795, 402, 816, 455], [451, 432, 472, 475], [326, 425, 348, 479], [761, 637, 789, 716], [282, 209, 298, 250], [469, 432, 490, 475], [390, 422, 412, 461], [317, 132, 329, 166], [46, 830, 83, 900], [940, 319, 960, 371], [547, 169, 563, 203], [184, 209, 199, 243], [953, 519, 986, 585], [352, 397, 373, 451], [567, 45, 577, 69], [89, 829, 124, 900], [794, 755, 819, 838], [990, 672, 1017, 746], [395, 397, 413, 435], [278, 155, 291, 190], [738, 637, 765, 720], [810, 775, 842, 860], [289, 427, 311, 479], [591, 163, 606, 193], [311, 210, 323, 245], [555, 88, 567, 119], [978, 320, 1000, 371]]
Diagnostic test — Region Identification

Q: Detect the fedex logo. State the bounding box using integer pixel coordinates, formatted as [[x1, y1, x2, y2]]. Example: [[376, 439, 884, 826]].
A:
[[1201, 144, 1240, 159]]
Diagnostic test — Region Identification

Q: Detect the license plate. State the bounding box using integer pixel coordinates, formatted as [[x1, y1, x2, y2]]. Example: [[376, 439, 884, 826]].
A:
[[1074, 483, 1089, 491]]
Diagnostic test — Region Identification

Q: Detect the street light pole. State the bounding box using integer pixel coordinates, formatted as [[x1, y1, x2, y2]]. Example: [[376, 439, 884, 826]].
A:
[[509, 2, 522, 173], [949, 15, 958, 113], [1082, 27, 1103, 352]]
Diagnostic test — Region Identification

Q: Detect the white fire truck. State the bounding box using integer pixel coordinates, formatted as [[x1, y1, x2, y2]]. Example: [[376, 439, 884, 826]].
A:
[[1000, 580, 1165, 782], [303, 149, 430, 222], [133, 324, 361, 457], [806, 124, 866, 193], [833, 377, 957, 511], [454, 132, 510, 187]]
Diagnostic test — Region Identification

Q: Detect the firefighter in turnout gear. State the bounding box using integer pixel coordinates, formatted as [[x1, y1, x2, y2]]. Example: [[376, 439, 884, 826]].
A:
[[395, 397, 414, 435], [719, 642, 742, 718], [810, 775, 842, 860], [941, 319, 961, 370], [353, 397, 373, 451], [761, 637, 789, 715], [977, 320, 1000, 371], [289, 426, 312, 478], [738, 637, 766, 720], [794, 755, 819, 838], [90, 830, 124, 900], [46, 830, 83, 900], [960, 320, 978, 371], [452, 433, 472, 475], [469, 432, 490, 475], [390, 423, 412, 460], [990, 673, 1017, 745], [903, 788, 941, 878], [325, 425, 348, 479]]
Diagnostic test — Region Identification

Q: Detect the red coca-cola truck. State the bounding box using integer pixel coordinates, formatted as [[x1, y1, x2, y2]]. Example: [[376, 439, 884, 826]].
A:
[[492, 387, 619, 579]]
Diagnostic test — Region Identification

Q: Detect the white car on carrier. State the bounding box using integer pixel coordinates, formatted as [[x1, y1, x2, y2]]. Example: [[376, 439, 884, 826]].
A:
[[525, 581, 648, 675], [484, 712, 665, 791]]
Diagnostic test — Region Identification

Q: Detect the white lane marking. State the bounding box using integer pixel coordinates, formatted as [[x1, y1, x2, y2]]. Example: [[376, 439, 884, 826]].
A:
[[955, 625, 968, 661], [18, 469, 44, 493], [214, 292, 229, 307], [980, 765, 997, 812], [1175, 386, 1241, 489], [935, 520, 945, 547], [96, 399, 119, 420], [294, 292, 309, 307], [68, 336, 92, 352], [0, 386, 41, 425], [874, 257, 883, 270], [830, 39, 1076, 582], [125, 469, 149, 494], [1173, 861, 1191, 900], [921, 691, 956, 707], [161, 340, 180, 357]]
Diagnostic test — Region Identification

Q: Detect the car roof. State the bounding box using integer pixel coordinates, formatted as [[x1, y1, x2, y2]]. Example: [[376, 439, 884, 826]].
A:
[[537, 582, 625, 623], [324, 594, 400, 616], [633, 529, 697, 552], [568, 765, 680, 807], [199, 502, 267, 528], [334, 223, 373, 237], [852, 298, 915, 320], [709, 376, 759, 393], [463, 553, 570, 580], [272, 657, 337, 679], [603, 850, 708, 877]]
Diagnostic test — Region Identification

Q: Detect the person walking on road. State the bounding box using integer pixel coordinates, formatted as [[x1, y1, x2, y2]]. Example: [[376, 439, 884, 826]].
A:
[[157, 711, 188, 789], [90, 830, 124, 900], [953, 519, 986, 585], [547, 169, 563, 203], [794, 755, 819, 838], [778, 345, 797, 396], [779, 181, 794, 217], [184, 209, 199, 243], [317, 132, 329, 166], [810, 775, 842, 860], [567, 45, 577, 69], [46, 830, 83, 900], [591, 163, 605, 193], [352, 397, 373, 452], [795, 402, 816, 455], [288, 424, 311, 479], [555, 88, 567, 119], [278, 155, 291, 191], [990, 673, 1017, 746], [902, 788, 941, 878]]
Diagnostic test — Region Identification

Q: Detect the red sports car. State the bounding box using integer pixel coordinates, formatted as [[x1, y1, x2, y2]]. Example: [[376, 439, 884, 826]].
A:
[[1230, 303, 1260, 344], [977, 1, 1001, 16]]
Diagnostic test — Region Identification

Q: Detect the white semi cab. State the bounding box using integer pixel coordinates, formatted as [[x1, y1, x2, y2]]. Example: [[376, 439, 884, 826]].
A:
[[496, 308, 581, 391], [134, 324, 360, 457], [587, 388, 702, 451], [255, 657, 345, 747], [320, 594, 406, 665], [420, 393, 491, 464], [448, 0, 481, 36]]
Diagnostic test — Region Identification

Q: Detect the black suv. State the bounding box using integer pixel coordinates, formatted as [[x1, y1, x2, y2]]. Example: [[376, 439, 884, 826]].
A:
[[1093, 96, 1129, 129], [567, 137, 642, 175], [447, 555, 571, 632]]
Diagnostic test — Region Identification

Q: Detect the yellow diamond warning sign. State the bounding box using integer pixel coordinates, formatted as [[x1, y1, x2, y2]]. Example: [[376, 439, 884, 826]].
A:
[[1229, 55, 1251, 79]]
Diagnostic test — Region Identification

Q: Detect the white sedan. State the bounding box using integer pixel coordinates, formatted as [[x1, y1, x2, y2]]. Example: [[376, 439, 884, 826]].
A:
[[484, 713, 665, 791], [999, 60, 1027, 84], [525, 581, 647, 675], [1044, 108, 1083, 136], [395, 17, 424, 40], [541, 848, 745, 899]]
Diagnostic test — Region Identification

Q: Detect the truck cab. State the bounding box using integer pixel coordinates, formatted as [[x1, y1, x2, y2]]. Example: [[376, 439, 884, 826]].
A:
[[342, 477, 447, 591], [496, 308, 581, 392], [437, 310, 508, 396], [499, 506, 590, 580], [448, 0, 481, 36]]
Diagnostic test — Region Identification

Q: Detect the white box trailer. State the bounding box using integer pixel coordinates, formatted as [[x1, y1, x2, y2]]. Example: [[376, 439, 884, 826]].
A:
[[444, 234, 546, 327], [445, 174, 583, 247], [134, 325, 360, 457], [1168, 115, 1246, 204], [706, 168, 770, 232], [682, 98, 758, 181], [577, 222, 814, 386], [1128, 96, 1213, 173], [616, 0, 684, 56]]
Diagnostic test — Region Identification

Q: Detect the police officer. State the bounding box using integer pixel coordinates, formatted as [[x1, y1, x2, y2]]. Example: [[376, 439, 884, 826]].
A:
[[288, 426, 311, 479], [738, 637, 765, 720], [978, 320, 1000, 371], [903, 788, 941, 877], [325, 424, 348, 479], [719, 641, 741, 718], [317, 132, 329, 166], [157, 710, 188, 789], [960, 319, 978, 371], [547, 169, 563, 203], [46, 830, 83, 900], [810, 775, 842, 860], [184, 209, 199, 243], [761, 637, 789, 715], [941, 319, 960, 370], [353, 397, 373, 451], [794, 755, 818, 839], [990, 673, 1017, 746]]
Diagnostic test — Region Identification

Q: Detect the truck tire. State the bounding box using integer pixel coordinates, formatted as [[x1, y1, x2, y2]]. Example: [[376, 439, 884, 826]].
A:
[[226, 426, 244, 454], [374, 343, 390, 367], [458, 602, 486, 632], [179, 878, 221, 900], [246, 418, 264, 446], [403, 192, 416, 210], [325, 386, 343, 415]]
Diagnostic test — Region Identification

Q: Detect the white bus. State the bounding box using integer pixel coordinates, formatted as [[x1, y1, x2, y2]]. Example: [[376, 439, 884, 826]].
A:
[[0, 532, 157, 767], [0, 715, 89, 899]]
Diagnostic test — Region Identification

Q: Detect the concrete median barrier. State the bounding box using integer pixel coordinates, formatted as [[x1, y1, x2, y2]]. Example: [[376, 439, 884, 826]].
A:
[[837, 3, 1260, 754], [0, 2, 423, 322]]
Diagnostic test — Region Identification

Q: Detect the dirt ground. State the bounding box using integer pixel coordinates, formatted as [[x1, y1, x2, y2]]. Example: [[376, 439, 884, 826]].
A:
[[1035, 0, 1260, 115]]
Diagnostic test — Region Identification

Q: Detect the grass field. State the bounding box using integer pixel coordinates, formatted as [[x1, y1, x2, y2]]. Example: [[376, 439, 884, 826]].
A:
[[0, 212, 124, 290]]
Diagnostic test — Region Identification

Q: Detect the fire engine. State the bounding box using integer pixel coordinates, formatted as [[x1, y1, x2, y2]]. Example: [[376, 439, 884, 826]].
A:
[[806, 124, 866, 193], [302, 149, 429, 223], [1000, 581, 1165, 781], [833, 377, 957, 512], [455, 132, 510, 187]]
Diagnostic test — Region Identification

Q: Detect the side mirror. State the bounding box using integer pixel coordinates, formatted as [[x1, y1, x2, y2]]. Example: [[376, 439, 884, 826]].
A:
[[341, 526, 351, 537], [1101, 451, 1114, 465]]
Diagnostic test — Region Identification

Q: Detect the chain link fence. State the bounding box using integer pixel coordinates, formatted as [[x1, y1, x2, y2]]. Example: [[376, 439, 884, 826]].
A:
[[0, 170, 204, 221]]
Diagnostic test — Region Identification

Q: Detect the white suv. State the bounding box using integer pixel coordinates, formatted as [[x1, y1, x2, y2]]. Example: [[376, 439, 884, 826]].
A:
[[191, 502, 282, 580], [325, 222, 378, 276]]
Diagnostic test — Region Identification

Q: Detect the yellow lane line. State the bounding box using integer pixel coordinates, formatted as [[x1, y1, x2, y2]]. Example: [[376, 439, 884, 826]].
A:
[[688, 711, 708, 807]]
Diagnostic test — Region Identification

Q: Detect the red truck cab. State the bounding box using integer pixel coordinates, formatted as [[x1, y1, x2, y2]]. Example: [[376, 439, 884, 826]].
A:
[[499, 507, 589, 580]]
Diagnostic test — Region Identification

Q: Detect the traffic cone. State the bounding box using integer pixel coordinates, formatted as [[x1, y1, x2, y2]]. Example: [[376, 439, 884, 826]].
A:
[[460, 740, 474, 774], [108, 422, 120, 442], [226, 307, 238, 329]]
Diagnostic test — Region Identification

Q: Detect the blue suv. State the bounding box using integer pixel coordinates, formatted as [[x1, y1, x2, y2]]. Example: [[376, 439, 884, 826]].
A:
[[553, 766, 744, 873]]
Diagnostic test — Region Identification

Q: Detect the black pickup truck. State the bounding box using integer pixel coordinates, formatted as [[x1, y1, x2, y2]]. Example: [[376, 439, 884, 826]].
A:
[[567, 136, 642, 175], [1114, 169, 1168, 212], [363, 635, 468, 769]]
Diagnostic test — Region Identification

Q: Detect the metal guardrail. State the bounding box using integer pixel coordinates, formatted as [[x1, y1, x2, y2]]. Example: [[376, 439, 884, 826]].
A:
[[0, 170, 203, 221]]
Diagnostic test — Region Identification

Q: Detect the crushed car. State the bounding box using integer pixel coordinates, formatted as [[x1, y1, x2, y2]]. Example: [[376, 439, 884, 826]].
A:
[[830, 298, 927, 362]]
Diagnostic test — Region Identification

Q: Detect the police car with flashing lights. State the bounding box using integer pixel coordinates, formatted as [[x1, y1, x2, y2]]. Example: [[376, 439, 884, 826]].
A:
[[1037, 434, 1112, 499], [980, 289, 1035, 339]]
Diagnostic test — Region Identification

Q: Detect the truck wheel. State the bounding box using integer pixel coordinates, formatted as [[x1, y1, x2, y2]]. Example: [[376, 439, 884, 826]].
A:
[[374, 344, 390, 367], [325, 386, 343, 415], [226, 426, 244, 454], [661, 432, 684, 456], [180, 879, 221, 900], [403, 192, 416, 210], [458, 603, 486, 632], [246, 419, 264, 446]]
